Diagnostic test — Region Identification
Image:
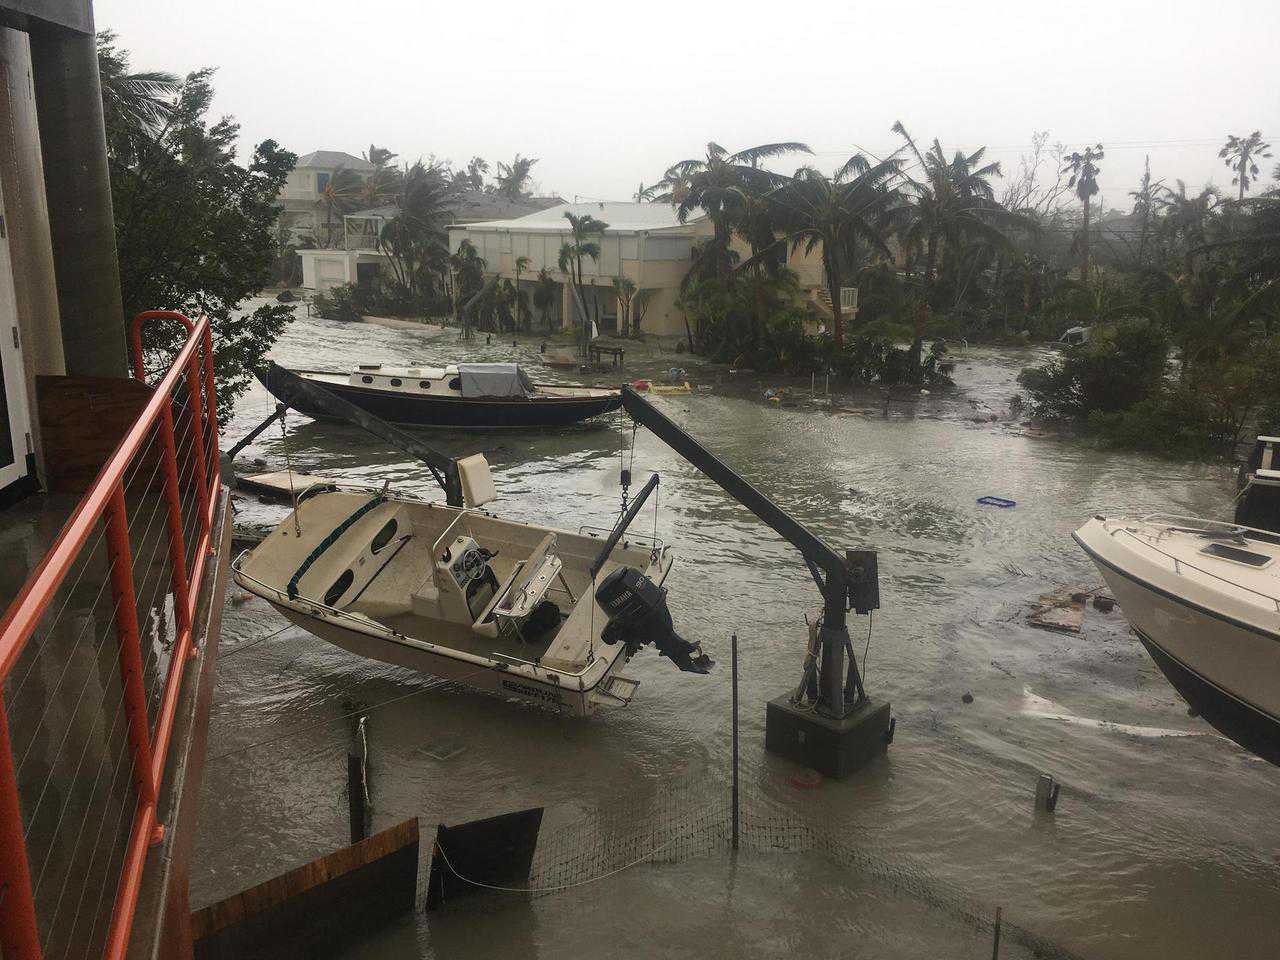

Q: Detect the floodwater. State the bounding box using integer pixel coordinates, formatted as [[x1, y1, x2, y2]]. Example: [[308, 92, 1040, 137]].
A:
[[193, 300, 1280, 959]]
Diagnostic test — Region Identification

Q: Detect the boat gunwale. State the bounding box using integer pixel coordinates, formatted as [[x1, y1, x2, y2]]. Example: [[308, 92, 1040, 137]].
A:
[[290, 367, 621, 404], [1074, 528, 1280, 642], [1090, 514, 1280, 610], [230, 551, 616, 689]]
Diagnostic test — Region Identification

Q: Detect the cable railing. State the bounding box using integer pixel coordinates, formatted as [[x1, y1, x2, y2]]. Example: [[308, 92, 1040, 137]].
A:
[[0, 311, 220, 960]]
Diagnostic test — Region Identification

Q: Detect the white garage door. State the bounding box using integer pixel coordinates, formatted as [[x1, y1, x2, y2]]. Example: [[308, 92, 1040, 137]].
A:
[[316, 257, 347, 292]]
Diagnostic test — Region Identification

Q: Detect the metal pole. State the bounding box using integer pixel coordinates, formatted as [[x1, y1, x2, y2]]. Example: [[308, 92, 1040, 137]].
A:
[[0, 692, 41, 960], [157, 404, 192, 636], [731, 633, 739, 852], [104, 488, 162, 839], [184, 358, 212, 542]]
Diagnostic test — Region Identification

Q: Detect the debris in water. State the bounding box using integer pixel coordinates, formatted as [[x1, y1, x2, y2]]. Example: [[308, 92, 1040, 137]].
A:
[[977, 496, 1017, 508], [1035, 774, 1061, 813], [1092, 595, 1116, 612], [1027, 590, 1085, 633], [961, 692, 974, 704]]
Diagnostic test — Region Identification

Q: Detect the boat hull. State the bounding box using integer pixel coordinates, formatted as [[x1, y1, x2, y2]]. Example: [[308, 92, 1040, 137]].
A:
[[1134, 626, 1280, 765], [1075, 523, 1280, 764], [260, 367, 621, 429], [260, 598, 622, 717]]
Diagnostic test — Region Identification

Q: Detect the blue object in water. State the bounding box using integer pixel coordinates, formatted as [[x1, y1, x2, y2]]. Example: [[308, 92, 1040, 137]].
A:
[[977, 496, 1017, 508]]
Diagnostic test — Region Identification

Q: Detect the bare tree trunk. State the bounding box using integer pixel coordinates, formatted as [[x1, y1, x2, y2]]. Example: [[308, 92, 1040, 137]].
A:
[[1080, 196, 1091, 281]]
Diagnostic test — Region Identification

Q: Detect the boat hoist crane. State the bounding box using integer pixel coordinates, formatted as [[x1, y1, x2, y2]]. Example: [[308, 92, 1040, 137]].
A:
[[619, 386, 893, 776]]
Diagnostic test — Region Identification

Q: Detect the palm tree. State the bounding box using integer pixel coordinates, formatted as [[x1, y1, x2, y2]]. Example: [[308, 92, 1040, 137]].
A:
[[449, 239, 487, 322], [649, 141, 812, 269], [494, 155, 538, 200], [771, 156, 901, 347], [513, 255, 531, 328], [1128, 156, 1164, 269], [892, 122, 1026, 342], [377, 161, 453, 297], [1220, 132, 1272, 202], [533, 268, 558, 331], [1157, 180, 1222, 274], [1062, 144, 1105, 280], [96, 30, 180, 163], [318, 167, 365, 247], [612, 276, 637, 337], [559, 211, 608, 344]]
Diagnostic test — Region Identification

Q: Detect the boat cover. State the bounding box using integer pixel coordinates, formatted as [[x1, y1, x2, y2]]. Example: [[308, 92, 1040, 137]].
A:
[[457, 363, 536, 399]]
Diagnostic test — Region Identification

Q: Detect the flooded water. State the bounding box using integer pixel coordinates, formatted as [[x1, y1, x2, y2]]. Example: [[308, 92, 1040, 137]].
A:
[[194, 300, 1280, 958]]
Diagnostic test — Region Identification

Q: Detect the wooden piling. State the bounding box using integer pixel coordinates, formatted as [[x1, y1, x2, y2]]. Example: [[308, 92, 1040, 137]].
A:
[[348, 715, 370, 844], [991, 906, 1002, 959]]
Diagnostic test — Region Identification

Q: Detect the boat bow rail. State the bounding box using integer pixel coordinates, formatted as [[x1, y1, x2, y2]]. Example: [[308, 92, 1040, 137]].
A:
[[1084, 515, 1280, 613], [0, 312, 220, 960]]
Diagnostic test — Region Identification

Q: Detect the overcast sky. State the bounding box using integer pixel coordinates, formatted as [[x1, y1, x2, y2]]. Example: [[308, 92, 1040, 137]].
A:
[[96, 0, 1278, 210]]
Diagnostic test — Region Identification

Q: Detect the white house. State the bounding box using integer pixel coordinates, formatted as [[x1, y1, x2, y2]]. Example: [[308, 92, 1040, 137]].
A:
[[447, 201, 712, 336], [278, 149, 376, 245]]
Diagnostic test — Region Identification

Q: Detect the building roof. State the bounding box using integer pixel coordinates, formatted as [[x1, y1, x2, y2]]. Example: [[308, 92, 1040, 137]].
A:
[[458, 201, 707, 233], [346, 204, 399, 219], [447, 191, 564, 223], [296, 150, 376, 172]]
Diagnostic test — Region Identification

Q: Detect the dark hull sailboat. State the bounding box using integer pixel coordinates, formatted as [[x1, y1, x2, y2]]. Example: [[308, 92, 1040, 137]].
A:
[[260, 362, 621, 429]]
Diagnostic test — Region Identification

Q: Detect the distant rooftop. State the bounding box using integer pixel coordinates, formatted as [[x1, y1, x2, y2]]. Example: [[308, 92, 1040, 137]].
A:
[[459, 201, 707, 233], [448, 190, 564, 223], [296, 150, 376, 172]]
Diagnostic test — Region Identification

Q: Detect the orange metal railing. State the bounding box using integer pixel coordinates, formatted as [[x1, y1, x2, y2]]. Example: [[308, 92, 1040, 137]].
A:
[[0, 312, 219, 960]]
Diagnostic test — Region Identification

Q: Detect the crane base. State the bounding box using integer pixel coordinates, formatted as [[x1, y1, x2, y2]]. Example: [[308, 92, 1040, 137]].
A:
[[765, 695, 892, 779]]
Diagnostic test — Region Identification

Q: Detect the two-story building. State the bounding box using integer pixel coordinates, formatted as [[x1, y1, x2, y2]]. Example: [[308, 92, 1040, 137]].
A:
[[277, 149, 376, 246], [447, 201, 845, 337]]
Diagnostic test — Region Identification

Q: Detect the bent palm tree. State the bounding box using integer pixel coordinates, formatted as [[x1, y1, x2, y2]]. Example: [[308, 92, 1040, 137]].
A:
[[771, 155, 901, 347], [648, 141, 812, 272], [892, 122, 1028, 343]]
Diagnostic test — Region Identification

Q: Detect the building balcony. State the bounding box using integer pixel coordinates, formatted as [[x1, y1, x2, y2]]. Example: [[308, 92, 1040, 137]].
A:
[[0, 313, 230, 960]]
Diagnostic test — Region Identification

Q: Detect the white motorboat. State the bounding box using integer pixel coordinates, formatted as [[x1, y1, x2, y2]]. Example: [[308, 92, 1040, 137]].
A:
[[232, 459, 711, 716], [1074, 513, 1280, 763]]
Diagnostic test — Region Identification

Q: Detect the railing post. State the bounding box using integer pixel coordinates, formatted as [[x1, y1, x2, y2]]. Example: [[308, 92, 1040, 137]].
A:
[[0, 692, 42, 960], [157, 399, 192, 637], [104, 487, 163, 845], [183, 357, 212, 544]]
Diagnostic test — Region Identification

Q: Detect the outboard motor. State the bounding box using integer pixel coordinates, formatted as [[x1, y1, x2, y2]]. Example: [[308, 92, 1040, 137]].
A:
[[595, 567, 713, 674]]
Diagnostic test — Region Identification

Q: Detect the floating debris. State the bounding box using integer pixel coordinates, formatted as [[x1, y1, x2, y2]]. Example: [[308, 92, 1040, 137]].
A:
[[1027, 590, 1085, 633]]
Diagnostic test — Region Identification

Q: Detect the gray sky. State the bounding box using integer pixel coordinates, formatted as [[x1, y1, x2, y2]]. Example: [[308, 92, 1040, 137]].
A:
[[97, 0, 1279, 209]]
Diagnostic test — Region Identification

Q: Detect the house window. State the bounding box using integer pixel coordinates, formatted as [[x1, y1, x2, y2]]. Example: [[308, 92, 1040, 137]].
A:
[[316, 172, 330, 194]]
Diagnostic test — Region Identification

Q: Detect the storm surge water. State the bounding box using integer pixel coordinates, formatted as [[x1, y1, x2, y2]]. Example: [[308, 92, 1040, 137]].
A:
[[195, 301, 1280, 959]]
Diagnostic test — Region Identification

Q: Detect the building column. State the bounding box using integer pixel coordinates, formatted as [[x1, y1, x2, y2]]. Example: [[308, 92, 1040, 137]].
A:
[[0, 27, 66, 486], [30, 24, 127, 378]]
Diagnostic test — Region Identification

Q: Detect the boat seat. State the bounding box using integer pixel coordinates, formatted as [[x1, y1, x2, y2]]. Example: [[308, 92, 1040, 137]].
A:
[[410, 575, 441, 618], [540, 559, 621, 672], [471, 560, 526, 631], [495, 533, 561, 622]]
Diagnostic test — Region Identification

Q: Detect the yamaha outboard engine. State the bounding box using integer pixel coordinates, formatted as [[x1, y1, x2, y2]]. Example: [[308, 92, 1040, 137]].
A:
[[595, 567, 713, 674]]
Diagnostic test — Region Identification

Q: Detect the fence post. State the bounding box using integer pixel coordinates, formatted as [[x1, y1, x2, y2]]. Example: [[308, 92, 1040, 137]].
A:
[[0, 693, 42, 960], [157, 400, 191, 637], [992, 905, 1002, 959], [731, 632, 739, 853], [183, 357, 212, 545], [105, 487, 162, 843]]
